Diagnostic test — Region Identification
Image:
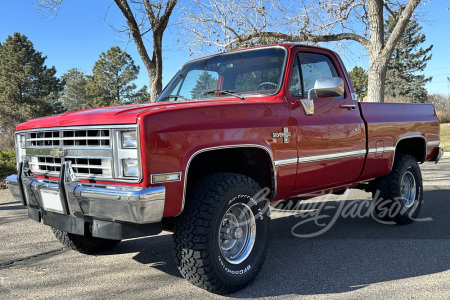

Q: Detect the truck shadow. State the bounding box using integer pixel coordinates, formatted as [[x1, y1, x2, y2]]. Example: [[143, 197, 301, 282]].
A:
[[104, 188, 450, 297], [101, 234, 180, 278], [0, 200, 26, 211], [0, 204, 27, 211]]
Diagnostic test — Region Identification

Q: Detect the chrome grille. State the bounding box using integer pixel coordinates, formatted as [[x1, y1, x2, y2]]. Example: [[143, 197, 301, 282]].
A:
[[23, 127, 114, 179], [27, 129, 110, 148], [29, 156, 113, 178]]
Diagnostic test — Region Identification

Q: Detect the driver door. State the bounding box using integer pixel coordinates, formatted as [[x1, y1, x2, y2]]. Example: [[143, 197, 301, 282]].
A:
[[288, 50, 365, 194]]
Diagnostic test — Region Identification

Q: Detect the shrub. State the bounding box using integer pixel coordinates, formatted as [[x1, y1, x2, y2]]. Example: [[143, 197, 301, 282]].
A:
[[0, 149, 16, 176], [436, 110, 450, 124], [441, 124, 450, 152], [427, 94, 450, 123]]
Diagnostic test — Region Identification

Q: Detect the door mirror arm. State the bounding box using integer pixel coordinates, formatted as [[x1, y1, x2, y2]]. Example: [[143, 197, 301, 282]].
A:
[[299, 89, 315, 116]]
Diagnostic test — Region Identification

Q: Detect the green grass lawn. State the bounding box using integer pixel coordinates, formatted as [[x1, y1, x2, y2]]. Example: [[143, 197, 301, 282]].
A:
[[441, 123, 450, 152]]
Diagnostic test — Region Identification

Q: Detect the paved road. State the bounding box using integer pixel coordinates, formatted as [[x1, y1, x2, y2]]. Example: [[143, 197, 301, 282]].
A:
[[0, 157, 449, 299]]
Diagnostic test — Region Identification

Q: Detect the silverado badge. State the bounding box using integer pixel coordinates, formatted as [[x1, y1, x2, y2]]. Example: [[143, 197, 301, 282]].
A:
[[272, 127, 291, 143], [50, 148, 65, 158]]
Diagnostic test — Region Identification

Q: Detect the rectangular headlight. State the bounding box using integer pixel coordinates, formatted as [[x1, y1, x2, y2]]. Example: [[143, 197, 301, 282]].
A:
[[122, 131, 137, 148], [122, 159, 139, 177]]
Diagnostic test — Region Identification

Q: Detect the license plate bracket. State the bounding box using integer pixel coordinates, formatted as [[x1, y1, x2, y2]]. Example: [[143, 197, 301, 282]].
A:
[[40, 190, 64, 214]]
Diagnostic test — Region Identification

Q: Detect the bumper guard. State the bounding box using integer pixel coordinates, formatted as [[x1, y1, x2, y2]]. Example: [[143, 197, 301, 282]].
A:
[[6, 160, 165, 239]]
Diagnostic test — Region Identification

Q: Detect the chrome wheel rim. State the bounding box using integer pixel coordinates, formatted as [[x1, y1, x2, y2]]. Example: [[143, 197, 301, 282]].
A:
[[400, 171, 416, 208], [218, 203, 256, 265]]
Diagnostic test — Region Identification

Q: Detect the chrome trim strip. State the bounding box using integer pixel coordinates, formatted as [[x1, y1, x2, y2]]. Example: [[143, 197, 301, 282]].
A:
[[298, 149, 366, 163], [427, 140, 440, 147], [26, 147, 111, 151], [25, 148, 112, 157], [27, 136, 110, 141], [16, 124, 138, 133], [368, 146, 395, 155], [181, 144, 277, 216], [151, 172, 182, 184], [274, 158, 298, 167], [368, 148, 377, 154]]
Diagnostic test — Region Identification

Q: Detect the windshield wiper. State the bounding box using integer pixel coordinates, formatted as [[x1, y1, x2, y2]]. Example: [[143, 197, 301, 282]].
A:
[[160, 94, 191, 102], [203, 90, 245, 100]]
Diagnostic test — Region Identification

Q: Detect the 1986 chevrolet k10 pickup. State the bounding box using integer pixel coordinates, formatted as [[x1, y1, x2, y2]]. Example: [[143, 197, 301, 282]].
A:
[[6, 44, 444, 294]]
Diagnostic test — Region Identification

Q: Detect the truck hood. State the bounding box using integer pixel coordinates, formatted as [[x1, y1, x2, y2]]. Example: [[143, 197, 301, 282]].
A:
[[16, 101, 208, 130], [16, 95, 280, 131]]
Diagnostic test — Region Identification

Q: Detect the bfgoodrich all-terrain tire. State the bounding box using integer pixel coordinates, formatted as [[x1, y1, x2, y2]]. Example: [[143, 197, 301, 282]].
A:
[[173, 172, 270, 294], [52, 228, 121, 254], [373, 154, 423, 225]]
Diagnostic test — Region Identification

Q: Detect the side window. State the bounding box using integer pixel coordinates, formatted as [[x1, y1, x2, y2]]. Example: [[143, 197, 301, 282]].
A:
[[289, 56, 302, 96], [297, 52, 343, 98]]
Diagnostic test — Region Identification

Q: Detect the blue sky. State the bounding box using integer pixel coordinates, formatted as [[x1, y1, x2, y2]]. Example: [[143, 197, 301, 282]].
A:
[[1, 1, 449, 95]]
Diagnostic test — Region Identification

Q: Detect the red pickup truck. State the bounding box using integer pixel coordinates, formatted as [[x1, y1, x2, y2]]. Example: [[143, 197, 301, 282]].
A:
[[7, 44, 443, 294]]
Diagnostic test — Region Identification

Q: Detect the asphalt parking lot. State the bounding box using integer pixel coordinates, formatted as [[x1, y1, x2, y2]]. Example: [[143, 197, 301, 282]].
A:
[[0, 157, 449, 300]]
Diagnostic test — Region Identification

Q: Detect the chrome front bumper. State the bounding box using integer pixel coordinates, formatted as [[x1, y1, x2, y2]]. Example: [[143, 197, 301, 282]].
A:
[[6, 160, 165, 239]]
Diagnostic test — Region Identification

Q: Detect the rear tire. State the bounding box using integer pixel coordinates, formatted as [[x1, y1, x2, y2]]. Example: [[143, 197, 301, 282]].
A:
[[173, 172, 270, 294], [373, 154, 423, 225], [52, 228, 121, 254]]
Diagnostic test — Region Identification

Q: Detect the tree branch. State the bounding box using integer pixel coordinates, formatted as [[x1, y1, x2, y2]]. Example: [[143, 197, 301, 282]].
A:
[[114, 0, 154, 71], [224, 31, 370, 50]]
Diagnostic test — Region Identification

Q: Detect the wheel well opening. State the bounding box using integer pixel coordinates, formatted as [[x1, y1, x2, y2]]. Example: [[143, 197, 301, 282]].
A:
[[186, 147, 275, 199], [396, 138, 426, 163]]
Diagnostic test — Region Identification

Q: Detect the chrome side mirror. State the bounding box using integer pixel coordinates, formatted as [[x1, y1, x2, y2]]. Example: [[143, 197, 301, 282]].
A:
[[300, 77, 345, 116], [312, 77, 345, 98]]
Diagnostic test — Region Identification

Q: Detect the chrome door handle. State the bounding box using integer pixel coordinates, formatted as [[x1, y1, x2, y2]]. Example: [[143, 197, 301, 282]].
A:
[[340, 104, 356, 110]]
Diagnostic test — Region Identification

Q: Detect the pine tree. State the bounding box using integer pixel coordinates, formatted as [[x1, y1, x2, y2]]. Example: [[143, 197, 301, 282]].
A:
[[88, 46, 140, 107], [61, 68, 91, 112], [190, 71, 219, 99], [129, 85, 150, 103], [348, 66, 368, 99], [384, 16, 433, 103], [0, 33, 63, 149]]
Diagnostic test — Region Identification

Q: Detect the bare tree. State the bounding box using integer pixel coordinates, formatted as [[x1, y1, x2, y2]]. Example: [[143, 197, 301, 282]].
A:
[[182, 0, 423, 103], [36, 0, 177, 102]]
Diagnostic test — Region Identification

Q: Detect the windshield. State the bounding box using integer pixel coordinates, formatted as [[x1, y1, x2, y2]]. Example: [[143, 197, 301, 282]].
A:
[[157, 47, 287, 102]]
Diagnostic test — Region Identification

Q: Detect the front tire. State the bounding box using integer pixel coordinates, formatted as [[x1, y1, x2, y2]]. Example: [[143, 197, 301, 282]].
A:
[[173, 172, 270, 294], [373, 154, 423, 225]]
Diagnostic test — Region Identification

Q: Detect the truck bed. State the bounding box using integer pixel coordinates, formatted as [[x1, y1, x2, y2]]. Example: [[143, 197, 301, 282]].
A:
[[358, 102, 440, 182]]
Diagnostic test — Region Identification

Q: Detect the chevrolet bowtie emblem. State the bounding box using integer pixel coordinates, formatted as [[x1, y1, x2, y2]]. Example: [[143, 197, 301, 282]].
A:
[[272, 127, 291, 143], [50, 148, 65, 158]]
